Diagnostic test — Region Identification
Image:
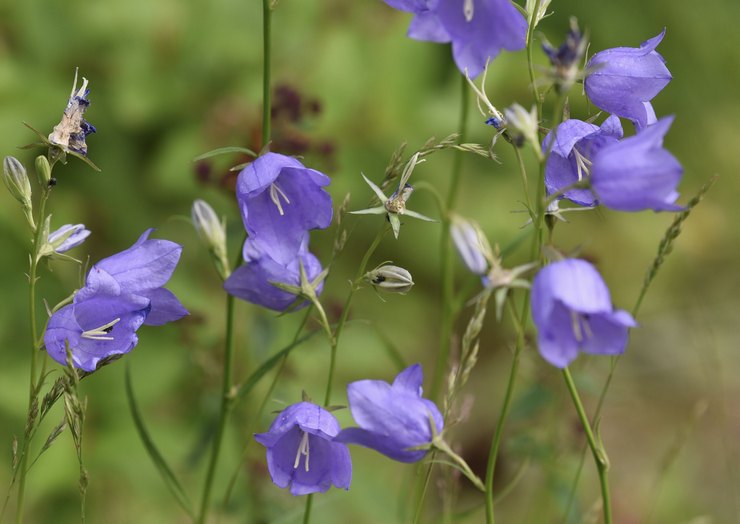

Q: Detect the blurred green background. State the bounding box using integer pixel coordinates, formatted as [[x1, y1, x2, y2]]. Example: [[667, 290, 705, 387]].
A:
[[1, 0, 739, 522]]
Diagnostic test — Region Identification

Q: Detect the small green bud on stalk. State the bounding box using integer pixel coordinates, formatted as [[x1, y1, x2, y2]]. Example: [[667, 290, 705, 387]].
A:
[[191, 199, 230, 279], [35, 155, 52, 187], [3, 156, 35, 229]]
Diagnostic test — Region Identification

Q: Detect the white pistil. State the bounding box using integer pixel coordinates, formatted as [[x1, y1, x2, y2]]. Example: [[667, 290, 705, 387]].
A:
[[81, 318, 121, 341], [269, 183, 291, 216], [570, 311, 593, 343], [464, 0, 474, 21], [293, 431, 310, 472], [573, 147, 592, 182]]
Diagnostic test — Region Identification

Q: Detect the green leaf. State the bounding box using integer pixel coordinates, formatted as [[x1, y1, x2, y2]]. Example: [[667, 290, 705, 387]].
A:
[[125, 364, 194, 518], [192, 146, 256, 162], [236, 331, 319, 401]]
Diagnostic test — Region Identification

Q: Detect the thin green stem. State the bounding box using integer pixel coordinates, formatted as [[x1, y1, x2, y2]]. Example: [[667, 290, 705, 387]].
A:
[[412, 459, 435, 524], [261, 0, 272, 150], [431, 73, 469, 401], [196, 295, 236, 524], [526, 0, 543, 117], [562, 368, 611, 524], [302, 494, 313, 524], [512, 146, 533, 219], [323, 226, 387, 406], [15, 188, 50, 524]]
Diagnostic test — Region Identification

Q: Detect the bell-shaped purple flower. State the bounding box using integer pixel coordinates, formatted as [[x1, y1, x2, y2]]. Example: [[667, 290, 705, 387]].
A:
[[584, 30, 672, 130], [335, 364, 444, 463], [254, 402, 352, 496], [531, 259, 637, 368], [590, 116, 684, 212], [235, 152, 332, 263], [543, 115, 623, 207], [224, 238, 324, 312], [384, 0, 527, 78], [43, 230, 188, 371]]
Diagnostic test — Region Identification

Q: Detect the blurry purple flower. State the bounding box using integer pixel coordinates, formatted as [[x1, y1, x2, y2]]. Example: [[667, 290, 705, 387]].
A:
[[235, 152, 332, 262], [48, 224, 90, 254], [335, 364, 444, 462], [543, 115, 623, 207], [591, 116, 683, 212], [584, 30, 672, 130], [224, 238, 324, 312], [450, 216, 489, 276], [254, 402, 352, 495], [383, 0, 527, 77], [43, 230, 188, 371], [48, 71, 96, 156], [531, 259, 637, 368]]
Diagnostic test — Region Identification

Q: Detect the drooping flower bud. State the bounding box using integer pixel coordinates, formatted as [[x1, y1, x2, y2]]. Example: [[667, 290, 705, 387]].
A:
[[503, 103, 540, 154], [3, 156, 34, 229], [35, 155, 52, 187], [48, 224, 91, 254], [191, 199, 230, 279], [365, 264, 414, 295], [450, 216, 490, 276]]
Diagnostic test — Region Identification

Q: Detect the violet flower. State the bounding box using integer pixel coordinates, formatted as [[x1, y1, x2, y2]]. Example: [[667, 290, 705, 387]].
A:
[[234, 152, 332, 262], [48, 224, 91, 254], [335, 364, 443, 462], [543, 115, 623, 207], [531, 259, 637, 368], [254, 402, 352, 495], [224, 238, 324, 312], [44, 230, 188, 371], [590, 116, 684, 212], [383, 0, 528, 78], [584, 30, 672, 130]]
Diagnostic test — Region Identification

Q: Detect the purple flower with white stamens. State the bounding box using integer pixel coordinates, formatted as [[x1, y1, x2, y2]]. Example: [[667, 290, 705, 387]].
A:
[[335, 364, 444, 462], [543, 115, 623, 207], [255, 402, 352, 495], [584, 30, 672, 130], [43, 230, 188, 371], [382, 0, 528, 78], [531, 259, 637, 368]]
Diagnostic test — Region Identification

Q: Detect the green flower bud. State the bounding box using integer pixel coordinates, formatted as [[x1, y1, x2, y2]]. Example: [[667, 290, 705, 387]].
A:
[[191, 199, 230, 279], [35, 155, 52, 187], [3, 156, 32, 205]]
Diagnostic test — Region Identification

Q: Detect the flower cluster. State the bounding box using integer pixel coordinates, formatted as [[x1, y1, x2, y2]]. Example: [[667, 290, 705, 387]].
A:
[[224, 153, 332, 311], [44, 229, 188, 371], [381, 0, 528, 77], [544, 31, 683, 213], [256, 365, 442, 494]]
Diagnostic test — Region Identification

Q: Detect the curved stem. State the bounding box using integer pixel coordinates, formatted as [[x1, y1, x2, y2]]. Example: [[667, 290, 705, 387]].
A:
[[431, 72, 469, 401], [562, 368, 612, 524], [196, 295, 236, 524]]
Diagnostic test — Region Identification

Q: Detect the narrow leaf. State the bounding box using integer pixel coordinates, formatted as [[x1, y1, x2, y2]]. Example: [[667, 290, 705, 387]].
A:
[[125, 364, 194, 518], [193, 146, 257, 162]]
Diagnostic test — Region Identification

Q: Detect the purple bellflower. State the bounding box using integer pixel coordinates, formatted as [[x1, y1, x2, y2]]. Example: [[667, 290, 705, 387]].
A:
[[335, 364, 444, 463], [44, 229, 188, 371], [590, 116, 684, 212], [584, 30, 672, 130], [224, 153, 332, 312], [254, 402, 352, 495], [543, 115, 623, 207], [48, 224, 91, 254], [383, 0, 528, 78], [531, 259, 637, 368]]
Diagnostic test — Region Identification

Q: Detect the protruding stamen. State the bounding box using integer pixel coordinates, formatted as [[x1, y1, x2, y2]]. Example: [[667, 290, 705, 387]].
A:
[[570, 311, 593, 343], [293, 431, 310, 472], [572, 147, 592, 182], [464, 0, 474, 21], [81, 318, 121, 341], [269, 183, 291, 216]]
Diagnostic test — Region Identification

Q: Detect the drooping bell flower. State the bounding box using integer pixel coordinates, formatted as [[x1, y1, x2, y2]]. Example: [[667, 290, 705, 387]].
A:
[[543, 115, 623, 207], [382, 0, 528, 78], [335, 364, 443, 462], [584, 30, 672, 130], [590, 116, 683, 212], [43, 230, 188, 371], [254, 402, 352, 495], [531, 259, 637, 368]]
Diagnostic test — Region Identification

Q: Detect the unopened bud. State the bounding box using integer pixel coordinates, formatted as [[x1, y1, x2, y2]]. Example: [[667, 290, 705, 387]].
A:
[[450, 216, 490, 276], [35, 155, 52, 186], [191, 199, 230, 279], [503, 104, 540, 152], [48, 224, 90, 253], [365, 264, 414, 294], [3, 156, 32, 205]]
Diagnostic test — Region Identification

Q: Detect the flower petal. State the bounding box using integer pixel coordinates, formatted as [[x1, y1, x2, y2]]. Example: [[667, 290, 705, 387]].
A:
[[138, 287, 189, 326]]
